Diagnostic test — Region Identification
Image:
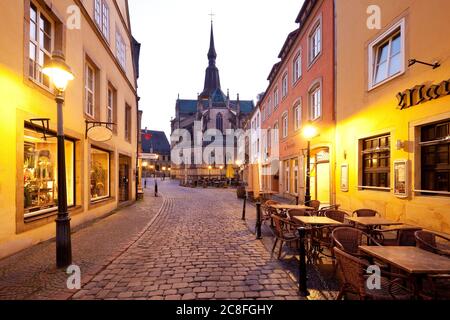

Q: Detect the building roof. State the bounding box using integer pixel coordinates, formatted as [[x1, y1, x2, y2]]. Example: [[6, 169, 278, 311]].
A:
[[141, 130, 171, 155], [178, 100, 198, 114], [278, 29, 299, 59]]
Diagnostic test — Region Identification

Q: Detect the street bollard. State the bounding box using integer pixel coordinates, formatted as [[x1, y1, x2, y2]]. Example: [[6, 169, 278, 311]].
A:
[[242, 194, 247, 221], [154, 179, 158, 197], [255, 202, 262, 240], [296, 195, 299, 205], [144, 179, 147, 189], [298, 227, 309, 297]]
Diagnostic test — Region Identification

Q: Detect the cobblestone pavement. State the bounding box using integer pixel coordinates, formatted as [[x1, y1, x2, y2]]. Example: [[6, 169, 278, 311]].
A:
[[0, 188, 163, 300], [72, 181, 302, 300]]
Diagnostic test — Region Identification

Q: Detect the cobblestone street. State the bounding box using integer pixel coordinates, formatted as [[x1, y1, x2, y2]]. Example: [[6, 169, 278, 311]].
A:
[[72, 181, 301, 300]]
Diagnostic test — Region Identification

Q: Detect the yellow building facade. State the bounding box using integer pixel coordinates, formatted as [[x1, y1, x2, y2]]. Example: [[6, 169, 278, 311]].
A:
[[0, 0, 138, 259], [335, 0, 450, 233]]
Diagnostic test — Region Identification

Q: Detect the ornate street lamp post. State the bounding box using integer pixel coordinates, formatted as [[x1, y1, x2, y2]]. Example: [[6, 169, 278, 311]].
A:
[[302, 122, 319, 206], [42, 52, 74, 268]]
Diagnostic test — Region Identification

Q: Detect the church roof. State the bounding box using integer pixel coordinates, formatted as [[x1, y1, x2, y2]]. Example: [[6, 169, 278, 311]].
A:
[[178, 100, 198, 114], [141, 130, 171, 155], [178, 99, 254, 114]]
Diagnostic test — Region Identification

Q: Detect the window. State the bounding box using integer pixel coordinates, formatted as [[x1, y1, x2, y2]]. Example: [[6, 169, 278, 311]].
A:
[[94, 0, 110, 40], [268, 98, 272, 115], [257, 113, 260, 128], [420, 120, 450, 195], [309, 23, 321, 63], [90, 148, 110, 202], [293, 52, 302, 82], [294, 103, 302, 131], [274, 88, 279, 108], [216, 113, 223, 132], [116, 30, 126, 69], [294, 159, 299, 194], [282, 73, 288, 97], [29, 3, 52, 87], [267, 129, 272, 149], [361, 134, 391, 189], [369, 19, 405, 89], [125, 104, 132, 142], [107, 87, 114, 129], [282, 113, 288, 138], [23, 125, 74, 219], [85, 62, 95, 117], [309, 85, 321, 120], [285, 161, 290, 193], [274, 122, 279, 146]]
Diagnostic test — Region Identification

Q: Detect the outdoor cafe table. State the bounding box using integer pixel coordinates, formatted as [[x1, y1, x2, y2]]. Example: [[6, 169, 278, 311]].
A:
[[292, 216, 343, 226], [359, 246, 450, 298], [270, 204, 315, 212], [345, 217, 403, 231]]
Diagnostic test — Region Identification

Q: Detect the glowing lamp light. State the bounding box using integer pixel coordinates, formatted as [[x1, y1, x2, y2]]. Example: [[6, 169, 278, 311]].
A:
[[235, 160, 243, 166], [302, 123, 319, 140], [219, 166, 224, 170], [208, 165, 213, 170], [42, 52, 74, 92], [142, 161, 148, 167], [162, 166, 167, 171]]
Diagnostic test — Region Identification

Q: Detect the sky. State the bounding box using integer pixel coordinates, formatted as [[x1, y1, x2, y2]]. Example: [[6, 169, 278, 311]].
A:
[[128, 0, 304, 138]]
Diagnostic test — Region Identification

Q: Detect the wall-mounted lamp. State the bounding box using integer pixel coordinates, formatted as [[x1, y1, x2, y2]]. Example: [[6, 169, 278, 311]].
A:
[[408, 59, 440, 69], [396, 140, 406, 150]]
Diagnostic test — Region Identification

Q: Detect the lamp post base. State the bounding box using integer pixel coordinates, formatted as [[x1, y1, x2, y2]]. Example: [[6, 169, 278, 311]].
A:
[[56, 215, 72, 268]]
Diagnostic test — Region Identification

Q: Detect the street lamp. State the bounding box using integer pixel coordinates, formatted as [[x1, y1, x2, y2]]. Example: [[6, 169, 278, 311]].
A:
[[208, 165, 212, 179], [302, 122, 319, 206], [42, 51, 74, 268]]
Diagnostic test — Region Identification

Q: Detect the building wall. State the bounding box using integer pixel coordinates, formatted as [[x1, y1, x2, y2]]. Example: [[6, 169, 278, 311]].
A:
[[335, 0, 450, 233], [0, 0, 138, 259], [261, 0, 335, 202]]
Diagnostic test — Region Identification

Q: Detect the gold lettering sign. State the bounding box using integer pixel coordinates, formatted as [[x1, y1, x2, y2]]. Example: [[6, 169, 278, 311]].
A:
[[397, 78, 450, 110]]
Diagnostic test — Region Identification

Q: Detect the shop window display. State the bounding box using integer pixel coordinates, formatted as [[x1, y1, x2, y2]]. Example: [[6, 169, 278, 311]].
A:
[[23, 127, 74, 218], [90, 148, 110, 201]]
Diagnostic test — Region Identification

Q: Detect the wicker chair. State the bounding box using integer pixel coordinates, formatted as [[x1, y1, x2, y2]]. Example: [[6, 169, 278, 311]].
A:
[[415, 231, 450, 257], [353, 209, 379, 217], [307, 200, 321, 211], [372, 227, 422, 246], [288, 209, 310, 218], [325, 210, 350, 223], [332, 227, 382, 258], [262, 200, 280, 226], [271, 215, 300, 259], [334, 247, 413, 300]]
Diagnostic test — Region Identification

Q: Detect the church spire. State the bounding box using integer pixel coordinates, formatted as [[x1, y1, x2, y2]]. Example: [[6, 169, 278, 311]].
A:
[[207, 22, 217, 65], [201, 20, 221, 98]]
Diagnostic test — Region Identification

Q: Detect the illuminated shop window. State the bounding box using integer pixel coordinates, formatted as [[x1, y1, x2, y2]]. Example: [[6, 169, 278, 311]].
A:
[[90, 148, 110, 201], [23, 127, 75, 218]]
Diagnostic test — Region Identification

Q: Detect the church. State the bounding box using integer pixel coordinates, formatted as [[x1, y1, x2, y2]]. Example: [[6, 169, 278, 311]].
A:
[[171, 22, 254, 180]]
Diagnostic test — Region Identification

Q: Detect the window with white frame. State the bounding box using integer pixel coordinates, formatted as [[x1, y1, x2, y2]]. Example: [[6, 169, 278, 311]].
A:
[[294, 159, 299, 194], [282, 113, 288, 138], [29, 3, 52, 87], [107, 87, 114, 129], [116, 30, 126, 69], [294, 103, 302, 131], [282, 73, 288, 97], [268, 98, 272, 115], [309, 85, 321, 120], [369, 19, 404, 89], [94, 0, 110, 41], [267, 128, 271, 149], [285, 161, 290, 193], [274, 122, 279, 145], [293, 52, 302, 83], [85, 62, 95, 117], [274, 88, 279, 108], [309, 23, 321, 63]]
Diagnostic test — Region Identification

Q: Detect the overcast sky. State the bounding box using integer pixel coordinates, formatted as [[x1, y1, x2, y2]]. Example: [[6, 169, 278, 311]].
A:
[[129, 0, 304, 138]]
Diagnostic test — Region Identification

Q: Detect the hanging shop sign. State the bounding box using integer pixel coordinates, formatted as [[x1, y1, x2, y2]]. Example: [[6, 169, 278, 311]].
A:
[[85, 121, 114, 142], [397, 78, 450, 110]]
